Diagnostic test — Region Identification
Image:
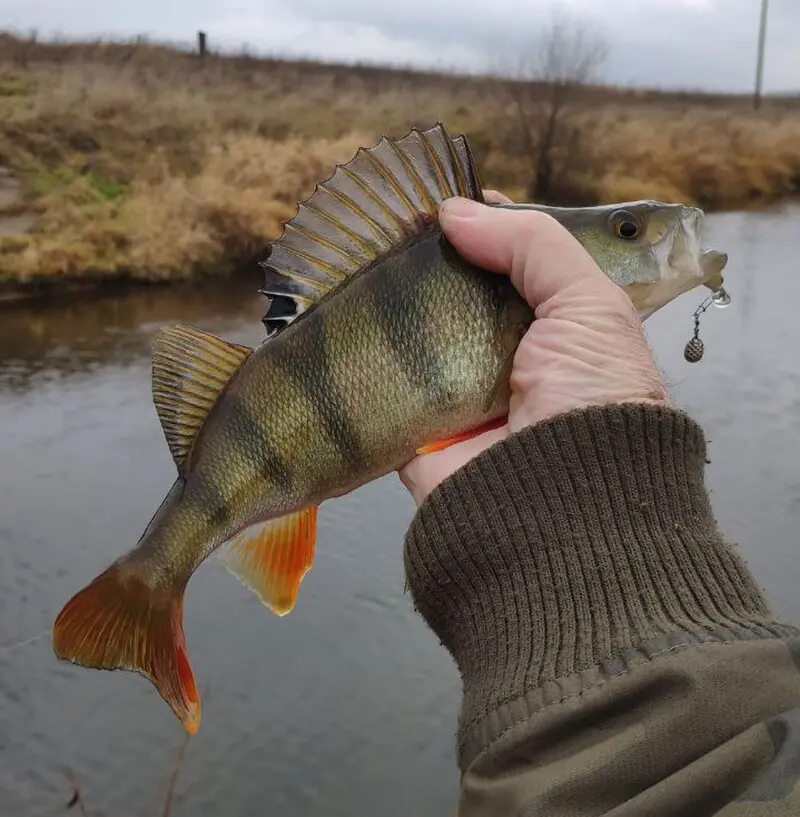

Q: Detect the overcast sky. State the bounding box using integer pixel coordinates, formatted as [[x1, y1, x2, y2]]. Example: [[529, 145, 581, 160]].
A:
[[2, 0, 798, 93]]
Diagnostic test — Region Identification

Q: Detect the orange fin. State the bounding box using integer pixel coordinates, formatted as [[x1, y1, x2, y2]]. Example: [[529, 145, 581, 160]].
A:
[[416, 417, 507, 455], [218, 507, 317, 616], [52, 565, 201, 733]]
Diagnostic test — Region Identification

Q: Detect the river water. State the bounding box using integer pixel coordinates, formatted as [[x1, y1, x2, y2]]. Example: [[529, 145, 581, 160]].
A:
[[1, 205, 798, 817]]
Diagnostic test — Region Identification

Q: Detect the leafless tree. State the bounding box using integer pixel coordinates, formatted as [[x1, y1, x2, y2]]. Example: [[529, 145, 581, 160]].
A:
[[493, 15, 610, 203]]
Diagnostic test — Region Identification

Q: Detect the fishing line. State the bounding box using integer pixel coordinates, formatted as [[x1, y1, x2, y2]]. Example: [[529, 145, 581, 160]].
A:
[[0, 630, 50, 655]]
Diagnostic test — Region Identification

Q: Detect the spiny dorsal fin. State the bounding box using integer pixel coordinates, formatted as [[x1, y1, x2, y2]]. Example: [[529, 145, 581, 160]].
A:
[[259, 122, 484, 339], [152, 325, 252, 469]]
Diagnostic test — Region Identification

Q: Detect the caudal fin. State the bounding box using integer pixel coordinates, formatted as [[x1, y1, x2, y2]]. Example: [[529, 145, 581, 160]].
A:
[[52, 564, 201, 733]]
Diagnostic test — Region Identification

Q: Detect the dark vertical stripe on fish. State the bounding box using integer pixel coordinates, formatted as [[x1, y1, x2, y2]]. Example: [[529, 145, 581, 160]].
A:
[[366, 235, 451, 406], [227, 395, 294, 493], [270, 312, 365, 468], [185, 472, 231, 530]]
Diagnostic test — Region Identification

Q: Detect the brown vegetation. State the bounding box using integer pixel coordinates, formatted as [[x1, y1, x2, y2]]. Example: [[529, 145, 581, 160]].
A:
[[1, 31, 799, 290]]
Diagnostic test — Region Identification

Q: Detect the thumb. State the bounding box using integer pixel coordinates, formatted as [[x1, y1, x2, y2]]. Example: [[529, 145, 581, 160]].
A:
[[439, 197, 630, 320]]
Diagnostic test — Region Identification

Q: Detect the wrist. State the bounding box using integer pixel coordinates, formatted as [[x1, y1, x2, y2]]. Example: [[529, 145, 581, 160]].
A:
[[404, 402, 776, 767]]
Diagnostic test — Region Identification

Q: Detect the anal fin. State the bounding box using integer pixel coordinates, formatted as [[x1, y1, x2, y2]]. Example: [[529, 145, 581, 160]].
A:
[[416, 417, 507, 455], [218, 507, 317, 616]]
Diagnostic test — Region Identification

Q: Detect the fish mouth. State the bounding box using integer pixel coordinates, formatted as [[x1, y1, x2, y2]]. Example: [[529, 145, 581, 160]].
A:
[[700, 249, 728, 292], [676, 206, 728, 286], [634, 206, 729, 320]]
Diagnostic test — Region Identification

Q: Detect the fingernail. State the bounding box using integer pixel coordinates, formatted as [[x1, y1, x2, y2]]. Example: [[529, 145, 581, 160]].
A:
[[440, 197, 482, 220]]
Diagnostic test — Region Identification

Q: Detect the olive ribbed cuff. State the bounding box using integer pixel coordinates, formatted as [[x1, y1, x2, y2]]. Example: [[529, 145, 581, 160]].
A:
[[404, 403, 777, 766]]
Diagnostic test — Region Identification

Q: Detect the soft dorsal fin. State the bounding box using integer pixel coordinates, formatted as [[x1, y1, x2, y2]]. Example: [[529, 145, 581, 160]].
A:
[[259, 122, 484, 338], [152, 325, 252, 469]]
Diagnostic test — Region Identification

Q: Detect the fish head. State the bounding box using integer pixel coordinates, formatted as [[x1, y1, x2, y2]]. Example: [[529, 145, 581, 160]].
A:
[[499, 200, 728, 320]]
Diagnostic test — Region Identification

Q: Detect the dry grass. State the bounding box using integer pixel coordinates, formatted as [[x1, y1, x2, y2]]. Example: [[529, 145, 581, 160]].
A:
[[1, 32, 799, 288]]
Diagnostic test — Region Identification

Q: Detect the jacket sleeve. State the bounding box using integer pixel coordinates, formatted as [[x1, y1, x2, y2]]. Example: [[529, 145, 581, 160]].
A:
[[404, 402, 800, 816]]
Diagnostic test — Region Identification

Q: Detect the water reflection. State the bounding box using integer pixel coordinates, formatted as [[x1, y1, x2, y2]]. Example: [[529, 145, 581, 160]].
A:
[[0, 275, 265, 392]]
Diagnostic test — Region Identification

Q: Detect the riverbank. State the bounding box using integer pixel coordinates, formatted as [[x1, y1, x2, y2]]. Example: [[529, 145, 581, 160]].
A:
[[1, 33, 799, 296]]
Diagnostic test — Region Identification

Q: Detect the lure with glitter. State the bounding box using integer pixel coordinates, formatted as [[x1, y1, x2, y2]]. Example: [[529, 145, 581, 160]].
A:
[[684, 284, 732, 362]]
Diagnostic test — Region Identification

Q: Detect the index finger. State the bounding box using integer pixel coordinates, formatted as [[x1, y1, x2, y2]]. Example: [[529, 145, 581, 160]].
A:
[[439, 197, 632, 320]]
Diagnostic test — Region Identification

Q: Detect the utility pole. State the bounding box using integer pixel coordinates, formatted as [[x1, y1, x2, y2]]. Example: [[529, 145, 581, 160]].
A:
[[754, 0, 769, 110]]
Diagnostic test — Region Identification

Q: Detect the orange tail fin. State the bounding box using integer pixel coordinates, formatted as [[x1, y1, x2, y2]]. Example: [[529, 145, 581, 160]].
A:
[[52, 565, 201, 733]]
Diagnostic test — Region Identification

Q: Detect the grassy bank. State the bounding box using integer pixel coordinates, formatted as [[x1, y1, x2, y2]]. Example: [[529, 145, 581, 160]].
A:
[[1, 32, 799, 290]]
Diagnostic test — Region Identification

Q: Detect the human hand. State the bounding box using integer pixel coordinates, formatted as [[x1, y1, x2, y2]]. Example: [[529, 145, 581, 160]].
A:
[[399, 190, 670, 506]]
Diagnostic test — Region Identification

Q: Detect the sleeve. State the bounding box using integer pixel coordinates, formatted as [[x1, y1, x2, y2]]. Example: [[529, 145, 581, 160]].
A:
[[404, 402, 800, 816]]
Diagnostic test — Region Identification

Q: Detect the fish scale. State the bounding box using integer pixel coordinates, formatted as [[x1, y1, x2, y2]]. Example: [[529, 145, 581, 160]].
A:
[[51, 123, 729, 734]]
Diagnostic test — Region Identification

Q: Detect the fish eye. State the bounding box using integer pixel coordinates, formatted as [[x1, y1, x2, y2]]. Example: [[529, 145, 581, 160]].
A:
[[610, 210, 642, 241]]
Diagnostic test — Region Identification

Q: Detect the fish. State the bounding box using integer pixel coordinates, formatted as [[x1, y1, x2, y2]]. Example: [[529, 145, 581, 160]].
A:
[[51, 123, 729, 734]]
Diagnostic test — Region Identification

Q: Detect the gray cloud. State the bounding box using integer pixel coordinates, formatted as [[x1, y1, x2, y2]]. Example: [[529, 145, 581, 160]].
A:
[[1, 0, 798, 93]]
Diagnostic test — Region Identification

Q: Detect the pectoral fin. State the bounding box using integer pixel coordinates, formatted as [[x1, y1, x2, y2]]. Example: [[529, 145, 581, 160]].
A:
[[218, 507, 317, 616], [416, 417, 506, 455]]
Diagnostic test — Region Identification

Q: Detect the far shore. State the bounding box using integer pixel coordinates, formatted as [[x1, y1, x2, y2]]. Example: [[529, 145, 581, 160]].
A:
[[1, 33, 799, 300]]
